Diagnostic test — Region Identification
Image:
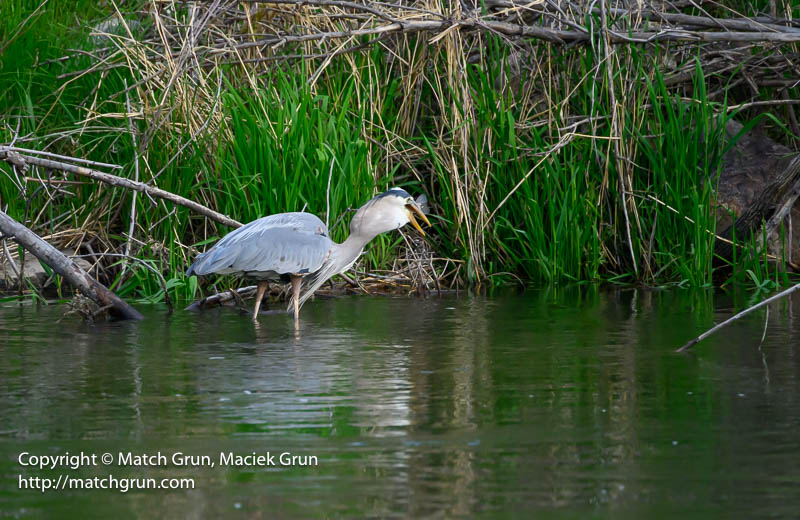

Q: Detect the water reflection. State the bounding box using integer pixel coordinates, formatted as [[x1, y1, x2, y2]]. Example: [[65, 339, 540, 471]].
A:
[[1, 288, 800, 517]]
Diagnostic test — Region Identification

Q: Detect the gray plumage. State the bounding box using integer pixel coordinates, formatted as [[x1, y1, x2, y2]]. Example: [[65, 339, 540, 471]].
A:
[[187, 213, 330, 280], [186, 188, 430, 320]]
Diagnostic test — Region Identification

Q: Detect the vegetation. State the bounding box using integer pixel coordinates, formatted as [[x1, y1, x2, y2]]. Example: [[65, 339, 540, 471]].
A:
[[1, 0, 798, 305]]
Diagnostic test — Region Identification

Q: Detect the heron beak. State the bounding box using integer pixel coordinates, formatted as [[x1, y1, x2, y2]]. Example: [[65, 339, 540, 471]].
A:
[[405, 203, 431, 236]]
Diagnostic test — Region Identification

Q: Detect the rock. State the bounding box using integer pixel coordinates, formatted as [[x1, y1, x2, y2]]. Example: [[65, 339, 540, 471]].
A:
[[0, 253, 48, 290], [716, 120, 800, 264], [0, 249, 97, 291]]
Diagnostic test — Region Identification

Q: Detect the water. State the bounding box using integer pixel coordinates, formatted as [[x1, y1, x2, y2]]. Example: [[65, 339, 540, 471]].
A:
[[2, 288, 800, 518]]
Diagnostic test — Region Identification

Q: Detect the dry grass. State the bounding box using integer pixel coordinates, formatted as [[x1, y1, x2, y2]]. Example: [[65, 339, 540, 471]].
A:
[[2, 0, 799, 302]]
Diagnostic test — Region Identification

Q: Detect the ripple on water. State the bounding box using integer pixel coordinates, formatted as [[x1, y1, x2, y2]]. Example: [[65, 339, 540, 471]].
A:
[[2, 291, 800, 518]]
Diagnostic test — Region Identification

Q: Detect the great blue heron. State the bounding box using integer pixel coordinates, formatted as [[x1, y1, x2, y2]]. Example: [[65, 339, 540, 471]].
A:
[[186, 188, 431, 321]]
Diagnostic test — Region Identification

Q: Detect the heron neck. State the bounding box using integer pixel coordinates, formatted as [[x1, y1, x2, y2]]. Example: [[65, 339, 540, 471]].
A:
[[334, 231, 374, 269]]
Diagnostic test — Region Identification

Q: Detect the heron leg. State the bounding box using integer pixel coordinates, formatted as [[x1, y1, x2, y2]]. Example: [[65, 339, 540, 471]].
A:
[[290, 275, 302, 324], [252, 281, 269, 320]]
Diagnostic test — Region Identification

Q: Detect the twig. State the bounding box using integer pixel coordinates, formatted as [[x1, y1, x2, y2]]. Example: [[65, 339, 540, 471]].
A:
[[123, 80, 139, 270], [211, 34, 388, 65], [677, 282, 800, 352], [238, 0, 398, 23], [0, 145, 122, 170], [726, 99, 800, 111], [595, 6, 800, 34], [91, 304, 116, 318], [2, 239, 21, 278]]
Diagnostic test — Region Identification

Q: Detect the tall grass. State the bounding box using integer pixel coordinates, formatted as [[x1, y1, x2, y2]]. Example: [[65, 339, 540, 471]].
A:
[[633, 63, 727, 287], [1, 1, 798, 304]]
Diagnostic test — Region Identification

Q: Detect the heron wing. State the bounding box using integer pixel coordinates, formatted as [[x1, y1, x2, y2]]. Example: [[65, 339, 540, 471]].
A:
[[187, 212, 331, 277]]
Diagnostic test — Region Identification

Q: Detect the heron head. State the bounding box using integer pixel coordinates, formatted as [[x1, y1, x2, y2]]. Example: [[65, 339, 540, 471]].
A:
[[350, 188, 431, 239]]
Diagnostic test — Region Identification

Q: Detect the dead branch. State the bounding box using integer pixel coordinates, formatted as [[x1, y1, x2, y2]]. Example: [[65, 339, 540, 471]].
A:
[[185, 285, 258, 311], [0, 149, 242, 229], [0, 145, 123, 169], [677, 282, 800, 352], [596, 7, 800, 34], [0, 209, 143, 320], [214, 21, 800, 54]]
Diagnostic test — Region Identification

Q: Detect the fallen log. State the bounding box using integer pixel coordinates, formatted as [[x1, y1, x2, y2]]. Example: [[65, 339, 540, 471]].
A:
[[184, 286, 294, 314], [0, 210, 143, 320], [185, 286, 257, 311]]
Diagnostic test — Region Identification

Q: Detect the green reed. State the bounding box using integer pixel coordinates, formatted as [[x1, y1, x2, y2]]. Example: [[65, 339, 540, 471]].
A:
[[1, 1, 797, 305]]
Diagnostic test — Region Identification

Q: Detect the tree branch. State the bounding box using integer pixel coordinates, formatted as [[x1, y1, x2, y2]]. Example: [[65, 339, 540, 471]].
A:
[[0, 149, 242, 229], [0, 210, 143, 320]]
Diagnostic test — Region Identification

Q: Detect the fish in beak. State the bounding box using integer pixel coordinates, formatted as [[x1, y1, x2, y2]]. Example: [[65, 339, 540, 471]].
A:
[[405, 202, 431, 236]]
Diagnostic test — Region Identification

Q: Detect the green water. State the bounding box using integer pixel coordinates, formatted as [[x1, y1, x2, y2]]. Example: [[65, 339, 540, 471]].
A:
[[1, 289, 799, 518]]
